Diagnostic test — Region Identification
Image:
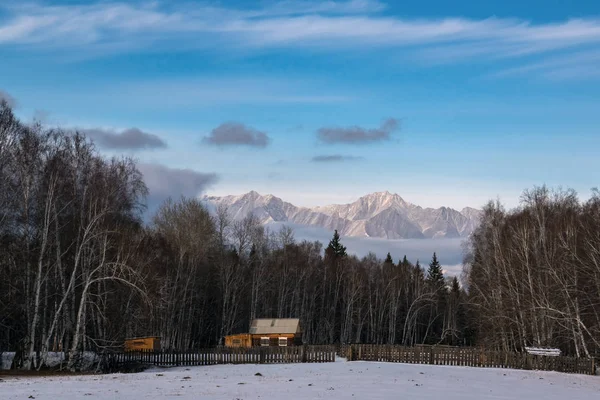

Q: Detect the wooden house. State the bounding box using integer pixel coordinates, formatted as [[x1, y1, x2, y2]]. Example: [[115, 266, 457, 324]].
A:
[[124, 336, 161, 352], [224, 318, 302, 348]]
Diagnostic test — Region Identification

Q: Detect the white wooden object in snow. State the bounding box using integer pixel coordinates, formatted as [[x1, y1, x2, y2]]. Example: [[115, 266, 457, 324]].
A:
[[524, 347, 561, 357]]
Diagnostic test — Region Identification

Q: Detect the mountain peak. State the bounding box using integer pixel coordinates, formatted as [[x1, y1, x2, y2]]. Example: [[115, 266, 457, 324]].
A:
[[358, 191, 409, 208], [203, 191, 481, 239], [245, 190, 262, 198]]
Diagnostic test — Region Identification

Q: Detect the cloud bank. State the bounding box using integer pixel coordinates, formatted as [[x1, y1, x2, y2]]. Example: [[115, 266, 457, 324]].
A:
[[138, 163, 218, 211], [203, 122, 270, 148], [267, 221, 466, 276]]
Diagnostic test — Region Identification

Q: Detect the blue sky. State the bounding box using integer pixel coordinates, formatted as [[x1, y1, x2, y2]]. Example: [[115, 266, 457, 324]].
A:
[[1, 0, 600, 211]]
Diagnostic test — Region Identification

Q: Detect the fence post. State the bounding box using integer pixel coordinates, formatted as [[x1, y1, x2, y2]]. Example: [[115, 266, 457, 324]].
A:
[[429, 347, 434, 365], [347, 345, 354, 362], [259, 347, 265, 364]]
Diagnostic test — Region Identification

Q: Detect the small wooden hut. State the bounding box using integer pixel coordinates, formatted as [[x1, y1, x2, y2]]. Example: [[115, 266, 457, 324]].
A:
[[124, 336, 161, 352]]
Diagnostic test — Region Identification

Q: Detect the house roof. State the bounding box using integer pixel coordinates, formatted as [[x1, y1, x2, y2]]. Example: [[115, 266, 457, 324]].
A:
[[249, 318, 301, 334]]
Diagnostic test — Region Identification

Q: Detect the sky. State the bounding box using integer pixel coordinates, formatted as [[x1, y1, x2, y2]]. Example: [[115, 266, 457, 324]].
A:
[[1, 0, 600, 212]]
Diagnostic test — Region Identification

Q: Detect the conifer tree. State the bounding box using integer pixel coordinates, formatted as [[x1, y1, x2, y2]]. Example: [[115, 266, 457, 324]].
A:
[[384, 252, 393, 264], [326, 229, 347, 258], [426, 252, 445, 289], [451, 276, 460, 294]]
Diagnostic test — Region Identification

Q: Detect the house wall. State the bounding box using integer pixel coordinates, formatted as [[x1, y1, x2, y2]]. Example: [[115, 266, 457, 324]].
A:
[[224, 333, 303, 348], [225, 334, 253, 348], [251, 333, 302, 347]]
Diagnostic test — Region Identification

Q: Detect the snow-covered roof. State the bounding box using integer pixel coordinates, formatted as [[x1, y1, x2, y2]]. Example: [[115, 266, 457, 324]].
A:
[[249, 319, 301, 335]]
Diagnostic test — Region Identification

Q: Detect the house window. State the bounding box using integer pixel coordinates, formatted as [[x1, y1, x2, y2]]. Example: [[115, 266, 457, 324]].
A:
[[260, 337, 270, 346], [278, 337, 288, 347], [232, 338, 241, 346]]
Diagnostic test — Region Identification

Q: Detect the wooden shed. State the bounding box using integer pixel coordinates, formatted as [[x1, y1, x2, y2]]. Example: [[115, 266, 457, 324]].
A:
[[124, 336, 161, 352], [225, 318, 303, 348]]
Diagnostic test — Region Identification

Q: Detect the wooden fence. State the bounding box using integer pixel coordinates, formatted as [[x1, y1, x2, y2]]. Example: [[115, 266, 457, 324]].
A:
[[337, 344, 596, 375], [102, 345, 335, 371]]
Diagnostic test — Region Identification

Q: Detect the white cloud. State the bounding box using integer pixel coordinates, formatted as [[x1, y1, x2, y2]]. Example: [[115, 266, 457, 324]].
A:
[[1, 1, 600, 75], [489, 50, 600, 80]]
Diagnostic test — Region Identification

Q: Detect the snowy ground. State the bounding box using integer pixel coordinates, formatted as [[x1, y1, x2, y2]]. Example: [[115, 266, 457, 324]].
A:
[[2, 359, 599, 399]]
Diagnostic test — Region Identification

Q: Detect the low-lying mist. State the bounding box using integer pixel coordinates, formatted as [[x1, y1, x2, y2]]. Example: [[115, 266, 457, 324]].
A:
[[267, 222, 466, 276]]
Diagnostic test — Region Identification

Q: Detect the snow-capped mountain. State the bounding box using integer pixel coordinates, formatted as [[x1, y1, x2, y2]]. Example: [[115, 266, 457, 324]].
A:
[[201, 191, 481, 239]]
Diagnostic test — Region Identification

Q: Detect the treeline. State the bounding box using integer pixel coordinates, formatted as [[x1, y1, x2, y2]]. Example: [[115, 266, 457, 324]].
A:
[[465, 187, 600, 357], [0, 102, 147, 369], [1, 102, 598, 370], [0, 102, 471, 369]]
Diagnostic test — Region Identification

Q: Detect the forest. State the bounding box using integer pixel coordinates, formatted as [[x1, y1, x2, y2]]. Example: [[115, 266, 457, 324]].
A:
[[1, 100, 599, 370]]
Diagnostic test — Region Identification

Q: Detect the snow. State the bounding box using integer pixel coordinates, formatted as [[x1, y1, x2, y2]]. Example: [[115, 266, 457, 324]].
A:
[[2, 359, 599, 399], [1, 352, 15, 370]]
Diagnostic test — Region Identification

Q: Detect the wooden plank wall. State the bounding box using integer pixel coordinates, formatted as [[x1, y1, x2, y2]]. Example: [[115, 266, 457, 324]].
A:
[[337, 344, 596, 376], [104, 345, 335, 369]]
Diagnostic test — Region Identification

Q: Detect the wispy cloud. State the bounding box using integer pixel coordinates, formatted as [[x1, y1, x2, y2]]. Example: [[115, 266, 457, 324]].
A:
[[317, 118, 399, 144], [256, 0, 386, 16], [0, 89, 17, 108], [311, 154, 364, 162], [203, 122, 270, 148], [2, 1, 600, 73], [79, 127, 168, 150], [489, 50, 600, 81]]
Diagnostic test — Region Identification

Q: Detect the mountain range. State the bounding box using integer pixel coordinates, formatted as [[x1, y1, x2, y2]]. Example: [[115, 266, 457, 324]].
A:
[[201, 191, 481, 239]]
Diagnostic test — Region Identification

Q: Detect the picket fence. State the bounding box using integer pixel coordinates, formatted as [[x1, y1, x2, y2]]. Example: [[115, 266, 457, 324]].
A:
[[337, 344, 596, 375], [103, 345, 335, 371]]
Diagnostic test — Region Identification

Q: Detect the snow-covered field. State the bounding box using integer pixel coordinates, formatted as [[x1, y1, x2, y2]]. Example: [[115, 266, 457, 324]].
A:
[[2, 359, 599, 399]]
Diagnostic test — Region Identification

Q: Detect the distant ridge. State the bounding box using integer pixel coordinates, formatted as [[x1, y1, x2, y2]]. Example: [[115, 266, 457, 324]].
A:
[[202, 191, 481, 239]]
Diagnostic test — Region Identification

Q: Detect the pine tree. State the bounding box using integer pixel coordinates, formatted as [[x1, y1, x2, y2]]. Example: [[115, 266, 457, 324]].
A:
[[384, 252, 393, 264], [326, 229, 347, 258], [426, 252, 445, 289], [451, 276, 460, 294]]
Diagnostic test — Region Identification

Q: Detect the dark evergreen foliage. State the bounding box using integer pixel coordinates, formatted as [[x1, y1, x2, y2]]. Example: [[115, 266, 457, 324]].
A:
[[384, 252, 393, 264], [326, 229, 347, 258], [426, 252, 445, 289]]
